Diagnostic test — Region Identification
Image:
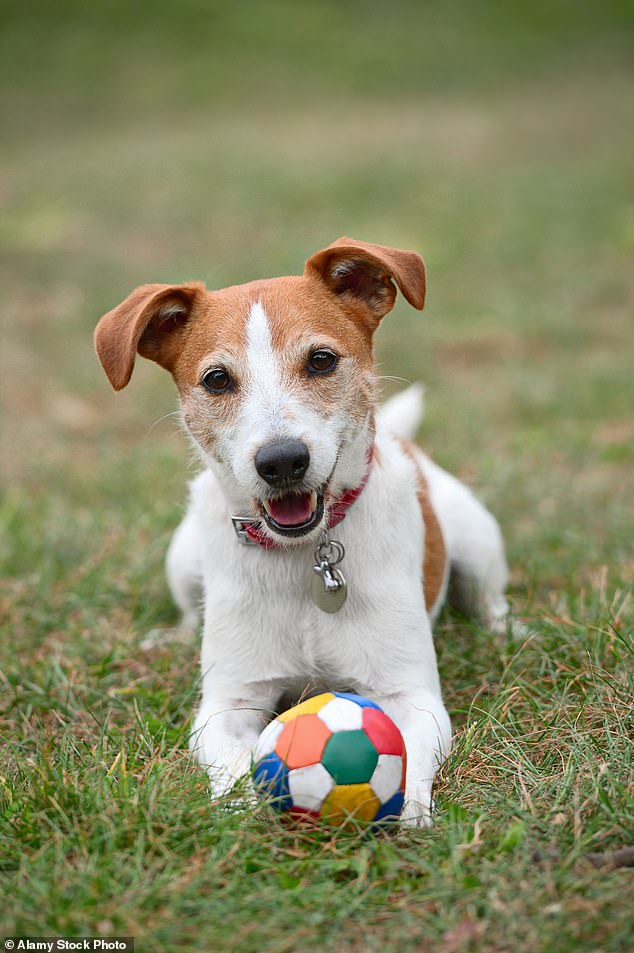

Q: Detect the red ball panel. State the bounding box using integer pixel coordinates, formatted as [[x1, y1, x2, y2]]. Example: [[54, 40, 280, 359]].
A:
[[284, 806, 321, 825], [362, 708, 404, 756]]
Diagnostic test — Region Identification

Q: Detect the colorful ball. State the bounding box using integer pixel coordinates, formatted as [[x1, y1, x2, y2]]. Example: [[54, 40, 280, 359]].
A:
[[252, 692, 407, 827]]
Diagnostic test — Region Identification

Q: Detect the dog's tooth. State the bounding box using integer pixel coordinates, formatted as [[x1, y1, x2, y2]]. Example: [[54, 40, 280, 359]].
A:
[[262, 499, 272, 515], [310, 491, 317, 511]]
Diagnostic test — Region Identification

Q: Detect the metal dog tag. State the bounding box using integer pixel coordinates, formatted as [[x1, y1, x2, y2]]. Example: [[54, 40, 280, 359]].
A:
[[311, 539, 348, 613]]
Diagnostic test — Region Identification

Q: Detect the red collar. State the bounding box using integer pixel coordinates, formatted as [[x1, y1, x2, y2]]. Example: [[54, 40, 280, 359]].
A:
[[235, 446, 374, 550]]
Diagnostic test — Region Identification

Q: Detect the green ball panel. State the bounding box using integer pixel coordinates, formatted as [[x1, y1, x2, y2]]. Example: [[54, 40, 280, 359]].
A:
[[322, 730, 378, 784]]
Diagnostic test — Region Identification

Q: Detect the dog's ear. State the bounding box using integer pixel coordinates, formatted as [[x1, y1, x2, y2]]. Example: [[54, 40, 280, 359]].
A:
[[94, 282, 205, 390], [305, 237, 426, 329]]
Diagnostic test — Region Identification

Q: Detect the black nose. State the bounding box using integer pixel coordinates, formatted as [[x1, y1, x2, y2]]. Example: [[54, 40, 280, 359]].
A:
[[254, 438, 310, 486]]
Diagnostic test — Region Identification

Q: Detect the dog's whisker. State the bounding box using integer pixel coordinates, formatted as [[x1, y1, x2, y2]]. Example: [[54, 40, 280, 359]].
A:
[[144, 411, 182, 438], [201, 263, 226, 285], [375, 375, 413, 385]]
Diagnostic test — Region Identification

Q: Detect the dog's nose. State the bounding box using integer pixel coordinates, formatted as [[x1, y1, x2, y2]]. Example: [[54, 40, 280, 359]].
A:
[[254, 439, 310, 486]]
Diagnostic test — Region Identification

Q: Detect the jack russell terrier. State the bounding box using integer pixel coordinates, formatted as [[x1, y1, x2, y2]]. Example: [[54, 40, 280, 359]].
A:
[[95, 237, 512, 826]]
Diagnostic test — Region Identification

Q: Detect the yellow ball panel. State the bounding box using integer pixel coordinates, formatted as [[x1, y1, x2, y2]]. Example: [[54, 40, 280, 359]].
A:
[[321, 783, 380, 824], [277, 693, 335, 723]]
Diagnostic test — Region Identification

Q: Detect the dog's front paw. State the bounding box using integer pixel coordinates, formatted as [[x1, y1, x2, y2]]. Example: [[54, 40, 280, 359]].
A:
[[203, 747, 254, 801], [400, 795, 435, 828], [208, 771, 257, 809]]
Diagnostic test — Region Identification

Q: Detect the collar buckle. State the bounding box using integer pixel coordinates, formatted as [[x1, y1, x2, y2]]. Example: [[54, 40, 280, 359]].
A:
[[231, 515, 260, 546]]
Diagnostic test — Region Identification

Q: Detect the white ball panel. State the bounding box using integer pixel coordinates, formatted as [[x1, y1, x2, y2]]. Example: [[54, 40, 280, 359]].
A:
[[253, 718, 284, 761], [288, 763, 335, 812], [317, 697, 363, 733], [369, 754, 403, 803]]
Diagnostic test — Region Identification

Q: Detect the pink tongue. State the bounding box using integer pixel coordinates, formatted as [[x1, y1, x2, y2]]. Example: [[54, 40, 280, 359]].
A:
[[267, 493, 314, 527]]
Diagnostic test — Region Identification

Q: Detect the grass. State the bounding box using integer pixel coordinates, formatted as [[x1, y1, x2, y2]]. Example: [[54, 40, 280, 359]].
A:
[[1, 2, 633, 950]]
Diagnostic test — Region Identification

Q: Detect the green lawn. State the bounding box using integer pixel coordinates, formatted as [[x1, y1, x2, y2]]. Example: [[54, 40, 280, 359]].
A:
[[1, 3, 633, 951]]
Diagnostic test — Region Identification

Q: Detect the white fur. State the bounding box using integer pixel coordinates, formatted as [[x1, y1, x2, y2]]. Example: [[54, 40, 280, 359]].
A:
[[377, 382, 425, 439]]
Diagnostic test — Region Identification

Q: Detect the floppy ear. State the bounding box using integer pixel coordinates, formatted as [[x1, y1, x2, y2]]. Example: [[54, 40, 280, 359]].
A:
[[94, 281, 205, 390], [304, 237, 426, 329]]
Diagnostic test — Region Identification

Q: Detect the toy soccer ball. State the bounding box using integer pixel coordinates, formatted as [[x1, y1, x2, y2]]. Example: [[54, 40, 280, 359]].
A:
[[252, 692, 406, 826]]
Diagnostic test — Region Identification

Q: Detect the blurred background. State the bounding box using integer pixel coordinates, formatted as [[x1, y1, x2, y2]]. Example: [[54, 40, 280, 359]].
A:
[[1, 0, 632, 634]]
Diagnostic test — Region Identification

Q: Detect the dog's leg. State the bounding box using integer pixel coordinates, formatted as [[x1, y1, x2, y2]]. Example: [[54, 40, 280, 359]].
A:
[[190, 689, 277, 798], [447, 507, 512, 636], [141, 509, 203, 649], [373, 690, 452, 828], [419, 456, 522, 636]]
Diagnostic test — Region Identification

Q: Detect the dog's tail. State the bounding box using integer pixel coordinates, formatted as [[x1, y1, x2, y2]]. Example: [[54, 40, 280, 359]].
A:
[[377, 383, 425, 440]]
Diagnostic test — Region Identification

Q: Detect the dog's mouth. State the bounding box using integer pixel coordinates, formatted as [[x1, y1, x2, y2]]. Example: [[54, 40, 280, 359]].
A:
[[257, 490, 325, 538]]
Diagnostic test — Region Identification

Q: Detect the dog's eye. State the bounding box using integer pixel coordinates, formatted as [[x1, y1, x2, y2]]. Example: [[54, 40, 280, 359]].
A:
[[202, 368, 232, 393], [307, 350, 338, 375]]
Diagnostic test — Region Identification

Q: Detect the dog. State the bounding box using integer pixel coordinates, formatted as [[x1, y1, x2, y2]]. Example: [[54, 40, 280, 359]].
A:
[[95, 237, 512, 826]]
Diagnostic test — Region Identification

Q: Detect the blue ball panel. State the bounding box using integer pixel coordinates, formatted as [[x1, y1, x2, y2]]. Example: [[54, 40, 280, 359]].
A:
[[253, 753, 292, 812], [373, 790, 405, 823], [333, 691, 381, 711]]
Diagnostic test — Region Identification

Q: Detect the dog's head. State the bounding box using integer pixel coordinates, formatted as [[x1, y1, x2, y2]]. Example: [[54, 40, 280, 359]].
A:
[[95, 238, 425, 545]]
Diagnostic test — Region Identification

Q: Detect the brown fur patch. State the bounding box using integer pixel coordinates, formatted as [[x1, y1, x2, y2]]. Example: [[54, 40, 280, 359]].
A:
[[400, 440, 447, 612], [176, 277, 378, 454], [305, 237, 426, 331]]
